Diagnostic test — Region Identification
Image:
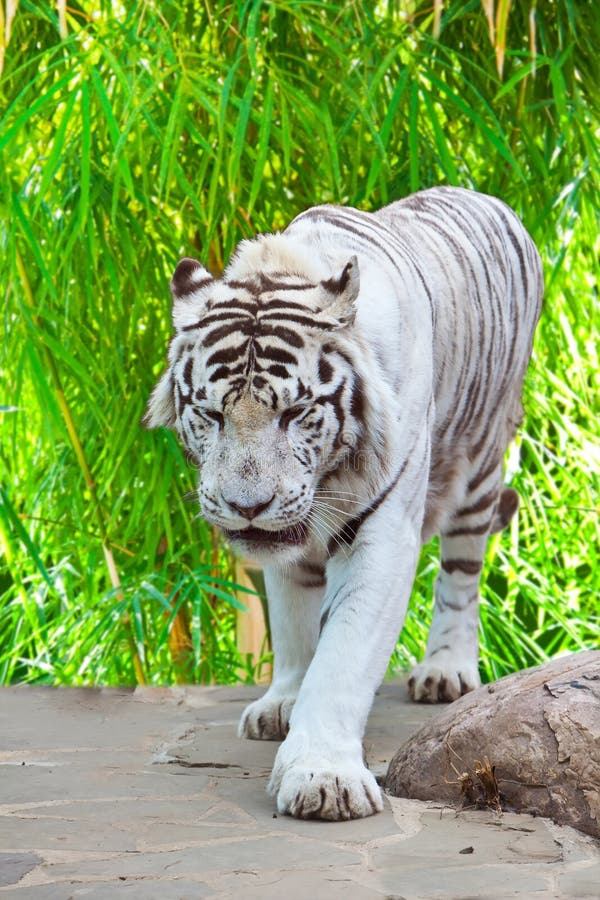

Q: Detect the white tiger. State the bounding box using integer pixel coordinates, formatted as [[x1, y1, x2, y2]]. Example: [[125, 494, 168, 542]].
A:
[[145, 186, 543, 821]]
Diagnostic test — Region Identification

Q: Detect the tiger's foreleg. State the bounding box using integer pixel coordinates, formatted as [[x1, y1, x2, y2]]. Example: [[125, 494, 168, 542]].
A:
[[267, 450, 428, 820], [238, 563, 324, 740]]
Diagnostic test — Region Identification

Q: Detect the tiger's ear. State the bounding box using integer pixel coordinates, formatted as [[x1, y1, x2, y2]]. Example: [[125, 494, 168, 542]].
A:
[[142, 258, 214, 429], [320, 256, 360, 328], [170, 257, 215, 331], [142, 371, 176, 430]]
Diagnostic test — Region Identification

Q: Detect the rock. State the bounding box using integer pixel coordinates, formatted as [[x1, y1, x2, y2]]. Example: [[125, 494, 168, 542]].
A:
[[384, 650, 600, 838]]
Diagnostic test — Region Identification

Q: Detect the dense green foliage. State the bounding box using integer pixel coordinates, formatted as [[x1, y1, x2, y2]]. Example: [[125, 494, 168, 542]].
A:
[[1, 1, 598, 686]]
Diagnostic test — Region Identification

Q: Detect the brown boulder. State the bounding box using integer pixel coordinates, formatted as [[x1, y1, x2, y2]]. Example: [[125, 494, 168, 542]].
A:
[[384, 650, 600, 837]]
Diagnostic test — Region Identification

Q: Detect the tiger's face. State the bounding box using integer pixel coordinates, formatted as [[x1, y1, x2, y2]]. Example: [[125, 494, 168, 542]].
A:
[[145, 244, 364, 562]]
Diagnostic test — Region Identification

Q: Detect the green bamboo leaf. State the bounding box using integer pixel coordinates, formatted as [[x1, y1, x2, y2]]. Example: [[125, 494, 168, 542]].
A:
[[88, 66, 134, 195], [320, 101, 341, 198], [158, 79, 186, 199], [420, 89, 459, 184], [0, 488, 54, 591], [12, 196, 57, 300], [0, 70, 74, 154], [549, 48, 572, 122], [409, 79, 420, 193], [79, 77, 91, 227], [494, 56, 551, 100], [227, 74, 258, 195], [248, 76, 274, 213], [32, 90, 78, 213], [278, 88, 291, 176], [218, 57, 243, 135], [365, 67, 409, 197], [425, 71, 525, 179]]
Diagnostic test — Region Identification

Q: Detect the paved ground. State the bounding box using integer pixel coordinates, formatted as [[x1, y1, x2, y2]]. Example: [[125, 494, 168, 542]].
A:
[[1, 682, 599, 898]]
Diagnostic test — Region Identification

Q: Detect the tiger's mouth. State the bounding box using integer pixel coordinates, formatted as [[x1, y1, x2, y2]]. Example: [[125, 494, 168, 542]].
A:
[[223, 523, 308, 547]]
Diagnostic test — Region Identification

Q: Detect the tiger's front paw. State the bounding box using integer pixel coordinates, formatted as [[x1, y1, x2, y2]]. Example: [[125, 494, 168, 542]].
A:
[[408, 653, 480, 703], [268, 741, 383, 820], [238, 692, 296, 741]]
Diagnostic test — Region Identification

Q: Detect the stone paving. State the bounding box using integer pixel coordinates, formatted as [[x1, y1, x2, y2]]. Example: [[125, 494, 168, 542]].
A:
[[1, 682, 599, 898]]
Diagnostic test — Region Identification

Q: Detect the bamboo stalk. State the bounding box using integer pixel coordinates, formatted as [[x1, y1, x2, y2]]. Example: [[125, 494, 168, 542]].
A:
[[56, 0, 67, 39], [494, 0, 512, 78], [432, 0, 442, 39], [480, 0, 495, 45], [235, 557, 270, 684], [0, 0, 19, 77]]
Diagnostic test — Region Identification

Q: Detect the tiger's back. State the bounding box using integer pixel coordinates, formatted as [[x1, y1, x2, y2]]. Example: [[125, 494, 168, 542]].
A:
[[286, 186, 543, 540], [376, 187, 542, 444]]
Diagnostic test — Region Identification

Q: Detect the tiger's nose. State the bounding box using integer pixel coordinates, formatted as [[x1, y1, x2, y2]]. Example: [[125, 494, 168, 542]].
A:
[[225, 495, 275, 520]]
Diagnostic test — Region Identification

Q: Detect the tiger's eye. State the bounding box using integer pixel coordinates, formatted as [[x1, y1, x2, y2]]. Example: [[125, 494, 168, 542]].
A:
[[279, 406, 309, 430]]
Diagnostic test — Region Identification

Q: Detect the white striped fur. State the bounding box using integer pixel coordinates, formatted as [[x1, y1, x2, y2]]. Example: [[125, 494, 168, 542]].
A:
[[145, 186, 543, 820]]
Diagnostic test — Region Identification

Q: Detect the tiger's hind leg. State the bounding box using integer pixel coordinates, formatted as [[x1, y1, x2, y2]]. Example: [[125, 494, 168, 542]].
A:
[[408, 469, 518, 703]]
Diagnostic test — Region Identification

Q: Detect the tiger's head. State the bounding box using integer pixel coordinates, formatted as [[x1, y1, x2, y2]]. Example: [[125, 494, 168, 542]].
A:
[[144, 235, 372, 563]]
